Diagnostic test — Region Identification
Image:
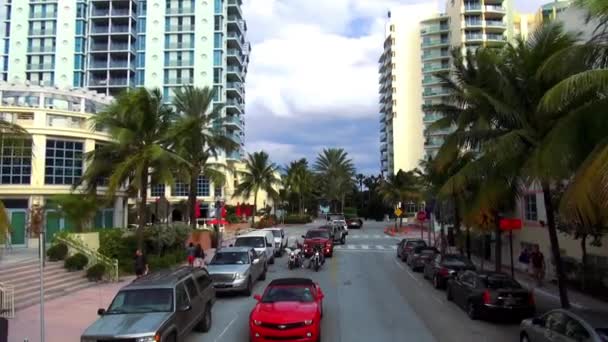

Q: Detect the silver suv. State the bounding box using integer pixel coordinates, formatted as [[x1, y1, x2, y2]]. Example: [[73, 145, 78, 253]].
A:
[[81, 267, 216, 342]]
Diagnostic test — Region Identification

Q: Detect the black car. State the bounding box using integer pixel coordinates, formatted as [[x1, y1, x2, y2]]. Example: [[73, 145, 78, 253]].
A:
[[446, 270, 535, 321], [406, 246, 439, 272], [423, 254, 476, 289], [346, 218, 363, 229], [396, 238, 427, 262]]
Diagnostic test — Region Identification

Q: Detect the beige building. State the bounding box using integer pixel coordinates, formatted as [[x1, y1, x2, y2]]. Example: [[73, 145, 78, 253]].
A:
[[513, 13, 539, 40], [379, 4, 437, 176]]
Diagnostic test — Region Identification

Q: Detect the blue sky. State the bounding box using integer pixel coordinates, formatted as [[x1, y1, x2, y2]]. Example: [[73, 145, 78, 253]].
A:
[[242, 0, 548, 175]]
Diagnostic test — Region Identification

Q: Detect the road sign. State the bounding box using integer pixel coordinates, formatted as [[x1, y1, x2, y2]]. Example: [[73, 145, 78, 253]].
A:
[[394, 208, 402, 217], [417, 211, 427, 221], [499, 218, 522, 231]]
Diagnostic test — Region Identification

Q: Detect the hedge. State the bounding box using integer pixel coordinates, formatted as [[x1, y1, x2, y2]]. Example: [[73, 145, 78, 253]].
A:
[[86, 263, 106, 281], [47, 243, 68, 261], [65, 253, 89, 271], [283, 215, 312, 224]]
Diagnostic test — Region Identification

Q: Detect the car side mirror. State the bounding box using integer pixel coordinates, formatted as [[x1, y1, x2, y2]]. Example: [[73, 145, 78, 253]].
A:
[[180, 305, 192, 312], [267, 243, 273, 247], [532, 317, 545, 326], [229, 244, 233, 247], [301, 235, 306, 239], [97, 308, 106, 316], [253, 258, 260, 264], [253, 294, 262, 301]]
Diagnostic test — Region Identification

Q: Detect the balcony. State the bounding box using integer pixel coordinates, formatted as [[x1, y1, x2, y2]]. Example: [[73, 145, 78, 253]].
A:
[[465, 33, 484, 41], [422, 65, 450, 73], [464, 3, 482, 12], [226, 66, 244, 81], [380, 143, 388, 152], [226, 150, 242, 160], [166, 7, 195, 15], [165, 60, 194, 67], [423, 90, 450, 98], [108, 60, 131, 69], [223, 115, 243, 129], [226, 49, 244, 65], [29, 12, 57, 19], [29, 28, 57, 36], [380, 133, 387, 142], [111, 25, 130, 33], [109, 78, 128, 86], [224, 132, 242, 144], [227, 16, 246, 33], [422, 76, 444, 85], [485, 20, 506, 28], [227, 32, 245, 51], [91, 8, 109, 17], [486, 34, 506, 42], [89, 61, 108, 68], [465, 20, 483, 28], [165, 42, 194, 49], [227, 0, 244, 19], [421, 39, 450, 48], [226, 82, 244, 98], [164, 77, 193, 85], [420, 25, 450, 35], [110, 42, 135, 52], [111, 8, 131, 16], [27, 46, 55, 53], [422, 52, 449, 61], [27, 63, 54, 70], [423, 113, 443, 123], [485, 5, 506, 13], [165, 25, 195, 33], [226, 99, 244, 113]]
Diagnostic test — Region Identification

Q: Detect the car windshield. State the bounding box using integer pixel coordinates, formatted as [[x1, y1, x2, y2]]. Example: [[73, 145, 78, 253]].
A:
[[482, 276, 521, 289], [329, 215, 344, 220], [306, 231, 329, 239], [261, 286, 315, 303], [420, 250, 436, 256], [596, 329, 608, 342], [106, 289, 173, 314], [235, 237, 266, 248], [210, 252, 249, 265], [407, 241, 426, 248], [443, 256, 473, 266], [270, 230, 281, 238]]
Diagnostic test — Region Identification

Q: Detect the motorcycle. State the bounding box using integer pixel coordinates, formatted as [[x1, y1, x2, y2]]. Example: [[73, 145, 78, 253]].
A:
[[285, 247, 304, 270], [308, 245, 324, 272]]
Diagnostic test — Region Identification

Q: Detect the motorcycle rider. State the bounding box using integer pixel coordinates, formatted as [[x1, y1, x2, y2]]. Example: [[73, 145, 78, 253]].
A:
[[309, 244, 325, 268]]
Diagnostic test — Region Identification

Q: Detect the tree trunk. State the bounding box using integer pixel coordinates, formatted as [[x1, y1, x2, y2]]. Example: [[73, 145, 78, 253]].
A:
[[188, 168, 199, 231], [481, 235, 485, 271], [440, 225, 446, 256], [581, 235, 588, 290], [341, 194, 345, 212], [252, 189, 258, 226], [466, 227, 471, 260], [453, 196, 462, 254], [541, 181, 570, 309], [137, 163, 149, 250], [494, 210, 502, 272], [299, 193, 303, 215]]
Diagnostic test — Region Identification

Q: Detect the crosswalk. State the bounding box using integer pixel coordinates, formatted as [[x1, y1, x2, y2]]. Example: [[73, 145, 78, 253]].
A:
[[334, 244, 398, 252], [347, 234, 397, 239]]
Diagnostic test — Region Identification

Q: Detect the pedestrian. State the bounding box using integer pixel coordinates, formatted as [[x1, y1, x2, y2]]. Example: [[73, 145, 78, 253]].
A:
[[4, 227, 12, 251], [518, 247, 530, 273], [530, 245, 545, 287], [194, 243, 205, 268], [187, 242, 196, 266], [134, 249, 148, 278]]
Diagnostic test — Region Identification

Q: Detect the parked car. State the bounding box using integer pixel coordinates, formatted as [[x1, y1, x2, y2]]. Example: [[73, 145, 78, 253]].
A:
[[423, 253, 476, 289], [326, 213, 345, 222], [250, 278, 325, 342], [302, 229, 334, 257], [446, 270, 535, 321], [332, 219, 349, 235], [346, 217, 363, 229], [234, 230, 276, 264], [396, 238, 427, 262], [263, 227, 288, 257], [520, 308, 608, 342], [206, 247, 267, 296], [81, 267, 215, 342], [406, 246, 439, 271], [320, 223, 346, 245]]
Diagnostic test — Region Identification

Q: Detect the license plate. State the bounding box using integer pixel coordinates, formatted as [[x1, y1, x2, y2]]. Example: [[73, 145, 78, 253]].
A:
[[503, 298, 517, 306]]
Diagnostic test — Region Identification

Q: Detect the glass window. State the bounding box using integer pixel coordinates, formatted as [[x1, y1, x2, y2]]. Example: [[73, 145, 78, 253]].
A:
[[151, 183, 165, 197], [195, 272, 212, 289], [213, 68, 222, 83], [94, 144, 109, 186], [214, 15, 223, 31], [210, 252, 249, 265], [545, 312, 567, 335], [0, 138, 32, 184], [175, 284, 190, 309], [196, 176, 209, 196], [171, 181, 189, 197], [75, 21, 85, 35], [44, 139, 83, 185], [214, 0, 222, 14], [184, 278, 199, 298], [213, 50, 222, 66], [107, 289, 173, 314], [524, 194, 538, 221], [214, 32, 223, 49], [563, 316, 590, 341], [76, 3, 86, 18]]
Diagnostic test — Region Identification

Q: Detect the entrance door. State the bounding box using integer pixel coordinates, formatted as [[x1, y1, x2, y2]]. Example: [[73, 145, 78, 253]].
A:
[[9, 211, 26, 245], [45, 211, 61, 241]]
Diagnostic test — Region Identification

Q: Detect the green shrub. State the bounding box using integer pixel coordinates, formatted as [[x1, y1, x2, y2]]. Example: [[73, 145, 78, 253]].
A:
[[227, 212, 239, 224], [148, 250, 186, 271], [47, 243, 68, 261], [64, 253, 89, 271], [343, 207, 358, 218], [86, 263, 106, 281], [283, 215, 312, 224]]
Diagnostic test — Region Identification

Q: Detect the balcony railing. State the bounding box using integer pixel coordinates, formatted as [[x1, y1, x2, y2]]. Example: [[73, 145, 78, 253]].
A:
[[226, 82, 244, 91], [424, 114, 443, 122], [30, 12, 57, 19], [165, 42, 194, 49], [29, 29, 57, 36], [27, 63, 54, 70], [109, 78, 128, 86], [466, 33, 484, 40], [108, 60, 130, 68], [487, 34, 506, 41], [422, 76, 443, 84], [464, 3, 482, 11], [111, 25, 130, 33], [465, 20, 483, 27], [423, 90, 450, 97], [422, 65, 450, 72], [227, 16, 245, 32], [165, 25, 195, 32], [485, 20, 505, 27], [112, 8, 130, 16], [226, 49, 243, 63], [89, 61, 108, 68], [485, 5, 505, 12], [91, 44, 108, 51], [166, 7, 194, 14], [226, 150, 241, 160], [224, 115, 243, 127], [0, 282, 15, 319], [422, 39, 449, 47], [421, 25, 450, 34], [165, 60, 193, 67], [165, 77, 193, 84], [422, 52, 449, 61], [27, 46, 55, 53]]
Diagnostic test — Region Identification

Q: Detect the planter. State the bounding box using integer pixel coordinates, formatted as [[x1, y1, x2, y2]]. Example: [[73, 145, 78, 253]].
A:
[[27, 237, 40, 249]]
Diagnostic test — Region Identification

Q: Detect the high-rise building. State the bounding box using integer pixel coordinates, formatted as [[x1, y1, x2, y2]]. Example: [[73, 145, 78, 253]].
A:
[[1, 0, 249, 159], [420, 0, 513, 160], [379, 4, 437, 176]]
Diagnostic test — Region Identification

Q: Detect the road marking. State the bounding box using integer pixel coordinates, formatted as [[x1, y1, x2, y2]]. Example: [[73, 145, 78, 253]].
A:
[[334, 245, 343, 250], [361, 245, 369, 250], [214, 315, 238, 342], [347, 244, 356, 250], [376, 245, 385, 250], [391, 245, 397, 250], [393, 259, 444, 305]]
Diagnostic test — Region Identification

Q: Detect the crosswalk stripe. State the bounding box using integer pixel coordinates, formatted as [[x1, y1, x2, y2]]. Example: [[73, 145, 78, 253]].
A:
[[377, 245, 384, 250], [347, 244, 356, 250], [361, 245, 369, 250]]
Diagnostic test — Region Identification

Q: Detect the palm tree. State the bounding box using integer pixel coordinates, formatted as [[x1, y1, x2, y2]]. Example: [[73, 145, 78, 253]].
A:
[[378, 169, 421, 227], [284, 159, 313, 215], [81, 88, 181, 248], [170, 86, 240, 229], [314, 148, 356, 212], [355, 174, 365, 193], [233, 151, 281, 225], [48, 194, 99, 232]]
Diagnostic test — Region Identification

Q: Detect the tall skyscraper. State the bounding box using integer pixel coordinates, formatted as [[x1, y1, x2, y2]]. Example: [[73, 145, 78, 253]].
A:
[[1, 0, 249, 159], [379, 4, 437, 176]]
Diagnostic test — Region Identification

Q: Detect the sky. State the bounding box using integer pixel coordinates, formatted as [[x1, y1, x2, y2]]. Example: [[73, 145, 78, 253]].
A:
[[241, 0, 547, 175]]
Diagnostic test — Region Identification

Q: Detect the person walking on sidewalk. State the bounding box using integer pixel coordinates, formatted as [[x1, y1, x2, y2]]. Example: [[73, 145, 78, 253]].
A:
[[530, 245, 545, 286], [194, 243, 205, 268], [4, 227, 12, 251], [134, 249, 149, 278], [518, 247, 530, 273], [187, 242, 196, 266]]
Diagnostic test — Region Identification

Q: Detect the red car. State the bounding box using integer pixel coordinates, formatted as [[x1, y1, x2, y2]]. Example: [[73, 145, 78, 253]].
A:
[[301, 229, 333, 257], [250, 278, 325, 342]]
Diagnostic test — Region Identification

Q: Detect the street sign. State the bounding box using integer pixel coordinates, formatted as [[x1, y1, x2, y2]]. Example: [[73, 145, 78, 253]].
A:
[[499, 218, 522, 231], [417, 211, 427, 221], [394, 208, 402, 217]]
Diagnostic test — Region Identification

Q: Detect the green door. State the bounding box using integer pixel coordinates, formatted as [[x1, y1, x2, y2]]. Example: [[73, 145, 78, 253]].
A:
[[9, 211, 26, 245], [103, 210, 114, 228], [45, 211, 61, 241]]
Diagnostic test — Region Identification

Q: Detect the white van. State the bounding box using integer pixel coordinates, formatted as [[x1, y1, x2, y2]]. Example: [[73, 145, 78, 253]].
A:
[[233, 230, 276, 264]]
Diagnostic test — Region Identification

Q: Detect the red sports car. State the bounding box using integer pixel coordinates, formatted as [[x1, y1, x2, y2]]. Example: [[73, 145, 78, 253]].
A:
[[301, 229, 333, 257], [250, 278, 325, 342]]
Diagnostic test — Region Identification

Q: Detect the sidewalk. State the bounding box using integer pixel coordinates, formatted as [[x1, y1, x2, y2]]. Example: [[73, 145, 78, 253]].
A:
[[470, 255, 608, 311]]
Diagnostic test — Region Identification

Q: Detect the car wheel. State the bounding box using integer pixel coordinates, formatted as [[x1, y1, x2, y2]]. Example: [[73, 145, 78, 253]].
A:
[[269, 255, 275, 264], [244, 277, 252, 296], [341, 236, 346, 245], [433, 275, 441, 289], [520, 333, 530, 342], [259, 267, 267, 280], [195, 304, 212, 332], [446, 286, 453, 301], [467, 301, 479, 320]]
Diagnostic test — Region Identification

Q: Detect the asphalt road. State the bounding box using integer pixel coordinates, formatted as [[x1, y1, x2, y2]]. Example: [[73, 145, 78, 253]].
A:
[[187, 220, 524, 342]]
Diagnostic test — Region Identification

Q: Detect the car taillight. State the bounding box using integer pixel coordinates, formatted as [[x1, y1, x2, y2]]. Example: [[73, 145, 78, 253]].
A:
[[303, 243, 309, 248], [438, 267, 449, 277], [528, 292, 535, 306], [325, 241, 332, 247], [482, 290, 491, 305]]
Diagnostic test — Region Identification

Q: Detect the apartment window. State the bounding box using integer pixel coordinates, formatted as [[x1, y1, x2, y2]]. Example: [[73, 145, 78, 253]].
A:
[[391, 87, 396, 93], [138, 18, 146, 33], [151, 184, 165, 197], [75, 21, 85, 35], [197, 176, 210, 196], [0, 139, 32, 184], [524, 194, 538, 221], [76, 3, 86, 18], [74, 38, 84, 53], [214, 15, 223, 30], [390, 24, 395, 32], [391, 38, 395, 45], [214, 32, 223, 49], [391, 51, 395, 57], [73, 72, 83, 87], [213, 50, 222, 66], [213, 68, 222, 83], [214, 0, 222, 14], [213, 85, 222, 102], [391, 63, 395, 69], [391, 76, 396, 81], [172, 181, 189, 197], [44, 139, 83, 185], [94, 209, 114, 228]]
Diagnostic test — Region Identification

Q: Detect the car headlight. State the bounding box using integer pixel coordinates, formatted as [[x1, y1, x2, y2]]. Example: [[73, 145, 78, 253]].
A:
[[235, 273, 247, 280], [304, 320, 313, 325], [253, 320, 262, 326], [136, 335, 158, 342], [290, 252, 295, 256]]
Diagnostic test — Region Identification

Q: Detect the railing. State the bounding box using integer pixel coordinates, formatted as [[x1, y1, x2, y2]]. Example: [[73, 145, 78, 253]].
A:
[[0, 282, 15, 318], [165, 25, 195, 32], [56, 236, 119, 282]]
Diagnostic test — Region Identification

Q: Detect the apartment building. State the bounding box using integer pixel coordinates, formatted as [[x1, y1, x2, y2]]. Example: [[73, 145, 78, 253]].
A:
[[379, 4, 437, 176]]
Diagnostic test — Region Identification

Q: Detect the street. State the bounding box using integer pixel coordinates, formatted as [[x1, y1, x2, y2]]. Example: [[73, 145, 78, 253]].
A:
[[188, 220, 522, 342]]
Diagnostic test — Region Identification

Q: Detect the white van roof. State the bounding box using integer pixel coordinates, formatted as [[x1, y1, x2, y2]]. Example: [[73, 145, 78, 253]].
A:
[[239, 230, 273, 238], [262, 227, 283, 231]]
